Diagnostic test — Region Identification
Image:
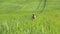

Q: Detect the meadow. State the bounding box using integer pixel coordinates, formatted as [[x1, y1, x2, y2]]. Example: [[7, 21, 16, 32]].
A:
[[0, 0, 60, 34]]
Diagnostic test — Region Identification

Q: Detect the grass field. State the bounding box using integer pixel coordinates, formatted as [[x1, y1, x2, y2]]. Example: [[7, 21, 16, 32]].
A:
[[0, 0, 60, 34]]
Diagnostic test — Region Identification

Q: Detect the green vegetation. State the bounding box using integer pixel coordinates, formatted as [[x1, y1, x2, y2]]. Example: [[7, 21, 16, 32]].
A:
[[0, 0, 60, 34]]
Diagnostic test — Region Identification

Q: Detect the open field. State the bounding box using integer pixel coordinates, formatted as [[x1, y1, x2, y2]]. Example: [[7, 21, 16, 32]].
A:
[[0, 0, 60, 34]]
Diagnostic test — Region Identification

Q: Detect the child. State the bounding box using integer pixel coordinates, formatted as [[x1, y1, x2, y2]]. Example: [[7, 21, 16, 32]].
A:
[[32, 14, 36, 19]]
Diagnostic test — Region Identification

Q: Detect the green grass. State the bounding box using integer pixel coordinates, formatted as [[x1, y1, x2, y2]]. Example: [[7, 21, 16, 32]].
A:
[[0, 0, 60, 34]]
